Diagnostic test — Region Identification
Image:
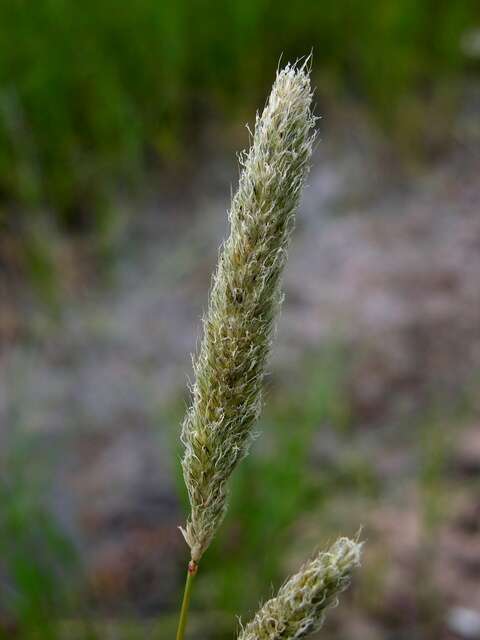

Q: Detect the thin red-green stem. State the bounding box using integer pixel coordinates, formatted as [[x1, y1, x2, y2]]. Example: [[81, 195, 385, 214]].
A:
[[175, 560, 198, 640]]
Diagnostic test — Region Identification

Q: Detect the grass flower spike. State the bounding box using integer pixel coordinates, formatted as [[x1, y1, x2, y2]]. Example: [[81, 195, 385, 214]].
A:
[[237, 537, 362, 640], [180, 60, 316, 563]]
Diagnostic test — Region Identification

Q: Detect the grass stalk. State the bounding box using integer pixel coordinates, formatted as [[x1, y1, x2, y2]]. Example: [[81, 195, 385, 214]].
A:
[[175, 561, 198, 640]]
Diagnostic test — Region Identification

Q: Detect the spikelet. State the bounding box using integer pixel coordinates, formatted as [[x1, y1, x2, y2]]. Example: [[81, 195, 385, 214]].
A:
[[180, 61, 317, 562], [237, 537, 362, 640]]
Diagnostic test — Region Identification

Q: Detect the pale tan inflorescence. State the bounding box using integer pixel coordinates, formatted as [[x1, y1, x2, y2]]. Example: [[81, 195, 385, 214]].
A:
[[180, 61, 317, 562], [237, 537, 362, 640]]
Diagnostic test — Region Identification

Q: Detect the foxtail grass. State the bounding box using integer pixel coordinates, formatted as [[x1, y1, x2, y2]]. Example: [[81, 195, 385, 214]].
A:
[[237, 538, 362, 640], [180, 59, 316, 565], [175, 58, 362, 640]]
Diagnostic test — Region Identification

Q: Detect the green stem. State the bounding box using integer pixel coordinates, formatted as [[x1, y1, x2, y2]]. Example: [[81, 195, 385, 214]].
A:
[[175, 560, 198, 640]]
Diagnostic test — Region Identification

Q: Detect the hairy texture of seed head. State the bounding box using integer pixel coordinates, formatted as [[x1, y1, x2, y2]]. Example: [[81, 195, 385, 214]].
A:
[[180, 61, 316, 562], [237, 537, 362, 640]]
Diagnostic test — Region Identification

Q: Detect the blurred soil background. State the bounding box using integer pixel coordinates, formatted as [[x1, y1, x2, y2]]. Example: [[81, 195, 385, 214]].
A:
[[1, 2, 480, 639]]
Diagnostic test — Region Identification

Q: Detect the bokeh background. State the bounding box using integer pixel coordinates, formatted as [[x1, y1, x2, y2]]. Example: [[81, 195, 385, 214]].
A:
[[2, 1, 480, 638]]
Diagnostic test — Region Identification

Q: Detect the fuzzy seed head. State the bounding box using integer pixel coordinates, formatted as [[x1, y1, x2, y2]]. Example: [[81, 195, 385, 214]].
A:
[[180, 61, 317, 561], [237, 537, 362, 640]]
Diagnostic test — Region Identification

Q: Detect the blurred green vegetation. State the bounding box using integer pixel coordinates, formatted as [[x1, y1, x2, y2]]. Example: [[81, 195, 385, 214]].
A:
[[0, 436, 79, 639], [0, 0, 479, 241]]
